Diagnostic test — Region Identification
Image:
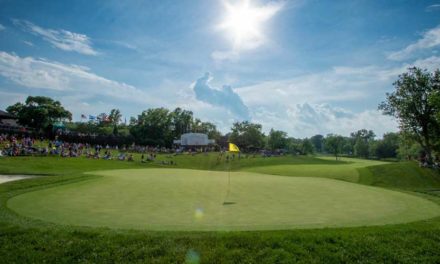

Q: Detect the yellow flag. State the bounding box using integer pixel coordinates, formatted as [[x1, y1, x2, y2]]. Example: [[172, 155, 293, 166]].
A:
[[229, 143, 240, 152]]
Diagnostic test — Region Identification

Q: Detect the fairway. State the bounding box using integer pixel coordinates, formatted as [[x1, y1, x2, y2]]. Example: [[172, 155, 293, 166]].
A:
[[7, 169, 440, 231]]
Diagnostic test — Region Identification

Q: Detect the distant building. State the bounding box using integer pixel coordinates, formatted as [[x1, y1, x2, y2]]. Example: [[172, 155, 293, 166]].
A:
[[173, 133, 215, 146]]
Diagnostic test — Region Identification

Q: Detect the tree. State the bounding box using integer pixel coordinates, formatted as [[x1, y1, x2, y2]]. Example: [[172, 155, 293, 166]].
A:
[[324, 134, 344, 160], [196, 121, 222, 142], [429, 88, 440, 125], [396, 132, 423, 160], [171, 108, 193, 137], [6, 96, 71, 132], [341, 137, 354, 156], [310, 134, 324, 153], [371, 132, 399, 159], [108, 109, 122, 126], [379, 67, 440, 163], [129, 108, 173, 146], [301, 138, 314, 155], [351, 129, 375, 158], [107, 109, 122, 135], [286, 137, 302, 154], [229, 121, 265, 151], [267, 129, 288, 150]]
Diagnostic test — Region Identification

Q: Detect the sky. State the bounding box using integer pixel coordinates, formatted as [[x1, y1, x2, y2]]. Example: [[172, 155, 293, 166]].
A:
[[0, 0, 440, 138]]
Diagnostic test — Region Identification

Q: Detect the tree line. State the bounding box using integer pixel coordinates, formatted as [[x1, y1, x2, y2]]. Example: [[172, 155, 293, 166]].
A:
[[4, 67, 440, 161]]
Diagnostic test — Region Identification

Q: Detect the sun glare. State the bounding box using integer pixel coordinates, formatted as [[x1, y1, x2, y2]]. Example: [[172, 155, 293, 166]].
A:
[[218, 0, 282, 50]]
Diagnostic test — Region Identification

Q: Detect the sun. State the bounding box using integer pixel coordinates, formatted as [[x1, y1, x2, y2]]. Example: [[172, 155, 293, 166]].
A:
[[218, 0, 282, 50]]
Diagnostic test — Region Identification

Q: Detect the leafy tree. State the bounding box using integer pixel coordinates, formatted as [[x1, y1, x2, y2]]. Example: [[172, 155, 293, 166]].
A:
[[310, 134, 324, 153], [6, 96, 71, 132], [130, 108, 173, 146], [342, 137, 354, 156], [429, 88, 440, 124], [129, 117, 138, 126], [379, 67, 440, 163], [196, 121, 222, 142], [301, 138, 314, 155], [351, 129, 375, 158], [107, 109, 122, 135], [324, 134, 344, 160], [371, 132, 399, 159], [267, 129, 288, 150], [69, 122, 113, 135], [287, 137, 302, 154], [171, 108, 193, 137], [229, 121, 265, 151], [396, 132, 423, 160], [286, 138, 314, 155], [108, 109, 122, 126]]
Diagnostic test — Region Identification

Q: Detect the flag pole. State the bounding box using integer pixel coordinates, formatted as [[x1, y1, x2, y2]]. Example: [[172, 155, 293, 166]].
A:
[[224, 143, 239, 205]]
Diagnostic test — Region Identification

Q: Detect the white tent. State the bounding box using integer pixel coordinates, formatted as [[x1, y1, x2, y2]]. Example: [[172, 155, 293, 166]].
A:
[[173, 133, 215, 146]]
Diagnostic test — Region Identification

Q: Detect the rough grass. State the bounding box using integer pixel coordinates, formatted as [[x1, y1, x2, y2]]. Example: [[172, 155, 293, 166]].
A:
[[1, 154, 440, 263]]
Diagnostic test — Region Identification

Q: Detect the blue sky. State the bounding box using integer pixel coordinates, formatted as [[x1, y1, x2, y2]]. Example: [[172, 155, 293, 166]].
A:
[[1, 0, 440, 138]]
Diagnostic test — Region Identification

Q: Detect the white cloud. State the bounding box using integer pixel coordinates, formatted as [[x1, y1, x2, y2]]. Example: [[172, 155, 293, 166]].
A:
[[0, 24, 5, 31], [236, 67, 375, 107], [23, 41, 34, 47], [252, 103, 397, 138], [12, 19, 98, 55], [388, 25, 440, 61], [426, 4, 440, 12], [0, 51, 240, 128], [234, 56, 440, 137], [0, 51, 159, 106]]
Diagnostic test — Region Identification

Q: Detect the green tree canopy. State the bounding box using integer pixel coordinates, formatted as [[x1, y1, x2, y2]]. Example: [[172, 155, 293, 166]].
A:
[[109, 109, 122, 126], [371, 132, 399, 159], [324, 134, 344, 160], [310, 134, 324, 153], [170, 108, 193, 138], [379, 67, 440, 162], [267, 129, 288, 150], [6, 96, 72, 132], [130, 108, 173, 146], [351, 129, 375, 158], [229, 121, 265, 151]]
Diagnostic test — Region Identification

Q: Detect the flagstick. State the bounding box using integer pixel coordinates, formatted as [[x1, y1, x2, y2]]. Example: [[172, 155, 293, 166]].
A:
[[227, 159, 231, 197], [223, 153, 231, 205], [224, 144, 239, 205]]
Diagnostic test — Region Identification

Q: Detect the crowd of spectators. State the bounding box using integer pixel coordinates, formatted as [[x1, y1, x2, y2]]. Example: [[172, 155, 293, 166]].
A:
[[0, 134, 205, 166]]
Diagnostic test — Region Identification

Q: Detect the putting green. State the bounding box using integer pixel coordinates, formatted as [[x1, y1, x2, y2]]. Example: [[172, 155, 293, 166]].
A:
[[7, 169, 440, 231]]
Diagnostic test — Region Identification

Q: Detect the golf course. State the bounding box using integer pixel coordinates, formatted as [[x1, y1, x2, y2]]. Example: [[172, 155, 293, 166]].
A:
[[2, 154, 440, 262]]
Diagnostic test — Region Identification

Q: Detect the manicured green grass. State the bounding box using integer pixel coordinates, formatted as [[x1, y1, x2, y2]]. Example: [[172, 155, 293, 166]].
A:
[[358, 161, 440, 190], [244, 157, 386, 182], [1, 154, 440, 262], [8, 168, 439, 231]]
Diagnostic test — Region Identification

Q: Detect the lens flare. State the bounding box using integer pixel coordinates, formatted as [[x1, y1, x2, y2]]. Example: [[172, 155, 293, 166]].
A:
[[194, 208, 204, 220], [218, 0, 283, 50], [185, 249, 200, 264]]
